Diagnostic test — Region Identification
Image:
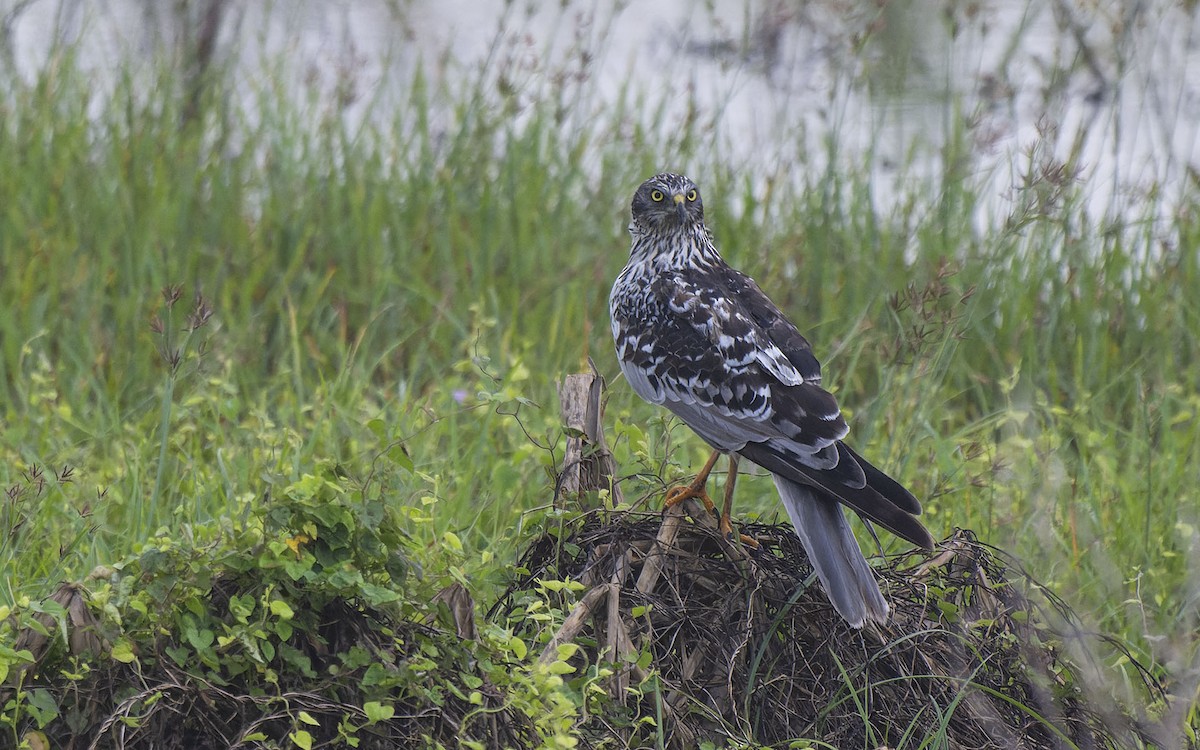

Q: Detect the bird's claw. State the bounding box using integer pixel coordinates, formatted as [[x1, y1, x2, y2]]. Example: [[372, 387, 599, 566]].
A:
[[663, 483, 716, 514], [719, 514, 760, 549]]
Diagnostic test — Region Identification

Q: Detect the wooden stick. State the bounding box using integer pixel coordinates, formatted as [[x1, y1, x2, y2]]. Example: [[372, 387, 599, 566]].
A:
[[605, 583, 634, 701], [538, 583, 612, 666], [555, 367, 622, 507], [636, 504, 686, 594]]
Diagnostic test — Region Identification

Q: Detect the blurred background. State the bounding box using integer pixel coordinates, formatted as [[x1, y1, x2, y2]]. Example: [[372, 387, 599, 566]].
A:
[[7, 0, 1199, 218]]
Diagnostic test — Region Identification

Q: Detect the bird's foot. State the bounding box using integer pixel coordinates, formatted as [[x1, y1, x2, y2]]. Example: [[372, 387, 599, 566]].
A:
[[663, 482, 716, 515], [663, 451, 722, 515], [718, 513, 760, 549]]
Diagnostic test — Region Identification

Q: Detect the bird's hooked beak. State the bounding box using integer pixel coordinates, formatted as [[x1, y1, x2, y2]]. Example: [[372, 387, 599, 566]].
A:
[[672, 192, 687, 222]]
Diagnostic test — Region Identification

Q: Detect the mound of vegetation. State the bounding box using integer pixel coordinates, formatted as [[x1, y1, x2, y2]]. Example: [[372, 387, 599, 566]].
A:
[[0, 467, 553, 749], [494, 500, 1172, 749]]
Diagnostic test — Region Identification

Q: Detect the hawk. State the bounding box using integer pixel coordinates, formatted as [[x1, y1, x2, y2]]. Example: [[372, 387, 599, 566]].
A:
[[609, 172, 935, 628]]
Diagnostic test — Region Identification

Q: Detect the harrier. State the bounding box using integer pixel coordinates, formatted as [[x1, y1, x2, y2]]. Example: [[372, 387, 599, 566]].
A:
[[609, 173, 934, 628]]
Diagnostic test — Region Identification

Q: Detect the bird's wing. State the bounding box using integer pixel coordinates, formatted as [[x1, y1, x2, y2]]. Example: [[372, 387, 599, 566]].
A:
[[718, 268, 824, 384], [621, 265, 934, 550], [740, 439, 933, 548], [615, 269, 850, 470], [712, 269, 931, 546]]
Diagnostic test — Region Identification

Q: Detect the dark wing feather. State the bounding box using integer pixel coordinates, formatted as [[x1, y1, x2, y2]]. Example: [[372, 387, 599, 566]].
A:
[[740, 441, 934, 549], [841, 443, 922, 515], [721, 267, 823, 383]]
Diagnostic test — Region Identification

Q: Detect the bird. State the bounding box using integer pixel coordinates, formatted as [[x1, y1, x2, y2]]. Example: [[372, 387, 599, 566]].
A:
[[608, 172, 935, 628]]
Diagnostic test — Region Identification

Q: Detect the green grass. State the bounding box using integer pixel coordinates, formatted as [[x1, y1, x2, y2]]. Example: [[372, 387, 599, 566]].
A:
[[1, 29, 1198, 746]]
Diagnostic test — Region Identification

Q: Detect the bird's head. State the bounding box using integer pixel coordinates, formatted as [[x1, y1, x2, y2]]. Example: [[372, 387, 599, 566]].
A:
[[630, 173, 704, 234]]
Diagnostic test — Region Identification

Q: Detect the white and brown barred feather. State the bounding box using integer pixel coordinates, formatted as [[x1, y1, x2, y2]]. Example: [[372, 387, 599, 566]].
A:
[[610, 173, 934, 627]]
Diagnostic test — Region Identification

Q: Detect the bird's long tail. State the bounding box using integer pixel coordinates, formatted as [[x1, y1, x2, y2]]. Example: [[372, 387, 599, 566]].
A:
[[772, 474, 889, 628]]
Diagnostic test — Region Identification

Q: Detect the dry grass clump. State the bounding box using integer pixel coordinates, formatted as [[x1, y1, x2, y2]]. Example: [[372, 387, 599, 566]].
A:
[[496, 500, 1167, 749]]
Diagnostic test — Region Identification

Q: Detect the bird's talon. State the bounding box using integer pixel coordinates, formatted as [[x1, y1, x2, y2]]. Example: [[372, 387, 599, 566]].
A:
[[662, 486, 686, 508], [718, 516, 734, 540], [663, 485, 716, 514], [718, 514, 760, 549]]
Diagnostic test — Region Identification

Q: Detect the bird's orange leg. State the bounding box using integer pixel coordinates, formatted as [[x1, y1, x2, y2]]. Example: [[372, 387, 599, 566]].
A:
[[663, 449, 720, 514], [718, 456, 759, 548], [718, 455, 739, 538]]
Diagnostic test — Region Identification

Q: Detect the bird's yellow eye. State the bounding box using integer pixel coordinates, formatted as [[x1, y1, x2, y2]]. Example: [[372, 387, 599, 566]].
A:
[[686, 189, 698, 201], [650, 190, 664, 202]]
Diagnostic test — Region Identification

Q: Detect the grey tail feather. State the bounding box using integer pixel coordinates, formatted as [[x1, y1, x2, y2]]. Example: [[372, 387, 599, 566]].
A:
[[772, 474, 889, 628]]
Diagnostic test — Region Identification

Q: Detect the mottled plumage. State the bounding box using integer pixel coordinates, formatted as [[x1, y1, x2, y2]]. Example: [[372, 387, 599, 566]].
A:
[[609, 173, 934, 628]]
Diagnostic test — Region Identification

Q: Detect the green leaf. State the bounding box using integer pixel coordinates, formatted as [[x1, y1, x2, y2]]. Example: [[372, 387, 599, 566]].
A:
[[164, 645, 190, 665], [363, 701, 395, 724], [546, 659, 575, 675], [387, 444, 414, 472], [555, 643, 579, 660], [110, 640, 137, 664], [291, 730, 313, 750], [508, 636, 527, 660], [636, 650, 653, 670], [25, 689, 60, 729], [270, 599, 296, 620], [297, 711, 320, 726], [366, 418, 387, 440], [185, 627, 215, 652], [229, 593, 255, 621]]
